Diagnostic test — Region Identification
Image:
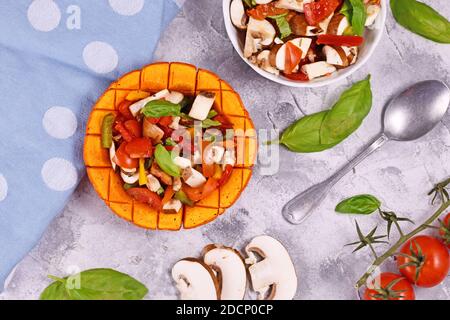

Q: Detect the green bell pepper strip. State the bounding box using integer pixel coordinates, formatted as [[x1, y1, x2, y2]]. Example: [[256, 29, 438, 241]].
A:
[[101, 113, 115, 148]]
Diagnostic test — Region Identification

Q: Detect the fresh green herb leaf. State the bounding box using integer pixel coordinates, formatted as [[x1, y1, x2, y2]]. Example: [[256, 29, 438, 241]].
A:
[[390, 0, 450, 43], [270, 14, 292, 39], [101, 113, 115, 148], [320, 75, 372, 145], [349, 0, 367, 36], [207, 109, 218, 119], [154, 144, 180, 177], [336, 194, 381, 214], [279, 111, 339, 153], [142, 100, 181, 118], [202, 119, 222, 129], [340, 0, 353, 22], [40, 269, 148, 300]]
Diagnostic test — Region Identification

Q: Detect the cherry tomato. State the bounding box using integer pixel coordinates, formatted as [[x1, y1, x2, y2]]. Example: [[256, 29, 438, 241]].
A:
[[126, 188, 162, 211], [124, 119, 142, 138], [158, 116, 173, 127], [114, 142, 139, 169], [117, 100, 134, 120], [364, 273, 415, 300], [317, 34, 364, 47], [218, 164, 233, 186], [397, 235, 449, 287], [283, 72, 309, 81], [284, 42, 303, 74], [247, 3, 288, 20], [124, 137, 153, 158], [304, 0, 341, 26], [114, 122, 134, 142], [439, 213, 450, 248]]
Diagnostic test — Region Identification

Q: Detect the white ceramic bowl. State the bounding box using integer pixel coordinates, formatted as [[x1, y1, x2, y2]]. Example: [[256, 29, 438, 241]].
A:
[[223, 0, 387, 88]]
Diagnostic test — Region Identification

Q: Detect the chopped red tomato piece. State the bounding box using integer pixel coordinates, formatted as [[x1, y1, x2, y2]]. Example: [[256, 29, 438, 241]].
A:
[[247, 3, 288, 20], [117, 100, 134, 120], [125, 137, 153, 158], [126, 188, 162, 211], [114, 142, 139, 169], [304, 0, 341, 26], [124, 119, 142, 138], [114, 122, 134, 142], [317, 34, 364, 46], [158, 116, 173, 127], [284, 42, 303, 74], [161, 185, 175, 205], [145, 117, 160, 125], [218, 164, 233, 186], [283, 72, 309, 81], [183, 185, 203, 202]]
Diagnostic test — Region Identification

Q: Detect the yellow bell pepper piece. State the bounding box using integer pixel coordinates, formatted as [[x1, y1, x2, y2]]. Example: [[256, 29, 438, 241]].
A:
[[126, 90, 151, 102], [139, 158, 147, 186], [212, 164, 222, 180]]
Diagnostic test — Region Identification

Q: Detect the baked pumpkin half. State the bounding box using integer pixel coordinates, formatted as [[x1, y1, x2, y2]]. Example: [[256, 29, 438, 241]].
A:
[[84, 62, 256, 230]]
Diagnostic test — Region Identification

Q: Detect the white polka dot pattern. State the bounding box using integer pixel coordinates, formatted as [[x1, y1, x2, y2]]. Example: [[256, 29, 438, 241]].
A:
[[43, 107, 77, 139], [83, 41, 119, 74], [27, 0, 61, 32], [41, 158, 78, 191]]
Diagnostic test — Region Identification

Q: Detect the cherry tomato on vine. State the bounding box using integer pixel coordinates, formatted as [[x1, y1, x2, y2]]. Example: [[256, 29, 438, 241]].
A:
[[397, 235, 449, 287], [439, 213, 450, 248], [364, 272, 415, 300]]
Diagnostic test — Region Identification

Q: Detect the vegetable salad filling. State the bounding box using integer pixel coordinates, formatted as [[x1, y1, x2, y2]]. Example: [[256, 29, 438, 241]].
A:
[[101, 90, 240, 214], [230, 0, 381, 81]]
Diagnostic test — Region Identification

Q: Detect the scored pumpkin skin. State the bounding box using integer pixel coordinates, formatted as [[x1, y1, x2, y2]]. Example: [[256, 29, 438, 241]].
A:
[[84, 62, 256, 230]]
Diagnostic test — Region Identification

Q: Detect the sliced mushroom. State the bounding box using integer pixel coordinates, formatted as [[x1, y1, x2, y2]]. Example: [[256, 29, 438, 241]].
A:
[[244, 18, 276, 58], [365, 4, 381, 27], [323, 45, 349, 67], [143, 118, 164, 143], [129, 89, 170, 116], [150, 162, 172, 186], [245, 235, 297, 300], [165, 91, 184, 104], [189, 92, 216, 121], [274, 0, 312, 12], [146, 173, 162, 192], [327, 14, 349, 35], [203, 245, 247, 300], [342, 46, 359, 65], [173, 177, 182, 192], [109, 143, 117, 171], [269, 44, 282, 68], [182, 167, 207, 188], [173, 156, 192, 169], [172, 258, 220, 300], [230, 0, 247, 30], [301, 61, 336, 80], [275, 37, 312, 71], [169, 116, 181, 130], [256, 50, 280, 75], [120, 170, 139, 184], [255, 0, 274, 4], [289, 14, 308, 36], [163, 199, 182, 214]]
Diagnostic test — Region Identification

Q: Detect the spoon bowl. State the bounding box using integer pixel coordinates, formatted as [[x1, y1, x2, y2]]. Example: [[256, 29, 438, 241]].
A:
[[384, 80, 450, 141]]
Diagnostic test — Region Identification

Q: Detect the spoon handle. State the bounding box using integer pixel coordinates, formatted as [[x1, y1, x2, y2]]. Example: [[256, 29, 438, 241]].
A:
[[282, 133, 390, 225]]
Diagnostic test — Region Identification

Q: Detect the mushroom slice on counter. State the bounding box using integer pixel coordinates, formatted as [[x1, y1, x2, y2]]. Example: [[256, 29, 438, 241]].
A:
[[275, 0, 312, 12], [365, 4, 381, 27], [245, 235, 298, 300], [129, 89, 170, 116], [230, 0, 247, 30], [327, 14, 349, 35], [165, 91, 184, 104], [301, 61, 337, 80], [256, 50, 280, 75], [203, 244, 247, 300], [244, 18, 276, 58], [189, 92, 216, 121], [172, 258, 220, 300], [323, 45, 349, 67], [275, 38, 312, 71]]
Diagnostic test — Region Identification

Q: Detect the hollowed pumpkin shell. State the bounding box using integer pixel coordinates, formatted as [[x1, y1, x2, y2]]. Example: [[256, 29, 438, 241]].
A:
[[84, 62, 256, 230]]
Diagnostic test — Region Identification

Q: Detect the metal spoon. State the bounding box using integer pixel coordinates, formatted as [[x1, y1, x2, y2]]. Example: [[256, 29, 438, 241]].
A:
[[283, 80, 450, 225]]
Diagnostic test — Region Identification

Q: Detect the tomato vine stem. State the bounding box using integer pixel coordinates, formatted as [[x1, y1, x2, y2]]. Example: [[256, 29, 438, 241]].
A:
[[355, 178, 450, 289]]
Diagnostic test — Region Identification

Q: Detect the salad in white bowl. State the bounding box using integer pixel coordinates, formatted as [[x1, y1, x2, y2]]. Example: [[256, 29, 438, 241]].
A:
[[225, 0, 385, 86]]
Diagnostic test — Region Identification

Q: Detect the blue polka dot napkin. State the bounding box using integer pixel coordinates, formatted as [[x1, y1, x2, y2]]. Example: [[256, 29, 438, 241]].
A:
[[0, 0, 181, 290]]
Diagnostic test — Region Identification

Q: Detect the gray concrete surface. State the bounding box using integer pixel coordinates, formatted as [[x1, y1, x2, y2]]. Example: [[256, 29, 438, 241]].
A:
[[1, 0, 450, 300]]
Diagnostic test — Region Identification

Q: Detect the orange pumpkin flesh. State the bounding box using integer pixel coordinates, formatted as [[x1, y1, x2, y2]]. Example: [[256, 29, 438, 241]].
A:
[[84, 62, 256, 230]]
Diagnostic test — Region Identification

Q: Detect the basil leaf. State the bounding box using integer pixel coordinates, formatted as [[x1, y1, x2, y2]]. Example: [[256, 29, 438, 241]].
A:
[[320, 75, 372, 145], [40, 280, 71, 300], [270, 15, 292, 39], [335, 194, 381, 214], [207, 109, 218, 118], [155, 144, 180, 177], [280, 111, 339, 153], [142, 100, 181, 118], [202, 119, 222, 128], [349, 0, 366, 36], [390, 0, 450, 43], [40, 269, 148, 300], [340, 0, 353, 22]]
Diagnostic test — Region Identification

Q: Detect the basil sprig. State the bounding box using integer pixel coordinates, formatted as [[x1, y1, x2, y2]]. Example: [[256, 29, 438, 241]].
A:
[[277, 75, 372, 153], [335, 194, 381, 214], [40, 268, 148, 300], [390, 0, 450, 43], [142, 100, 181, 118], [269, 14, 292, 39], [340, 0, 367, 36], [154, 144, 180, 177]]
